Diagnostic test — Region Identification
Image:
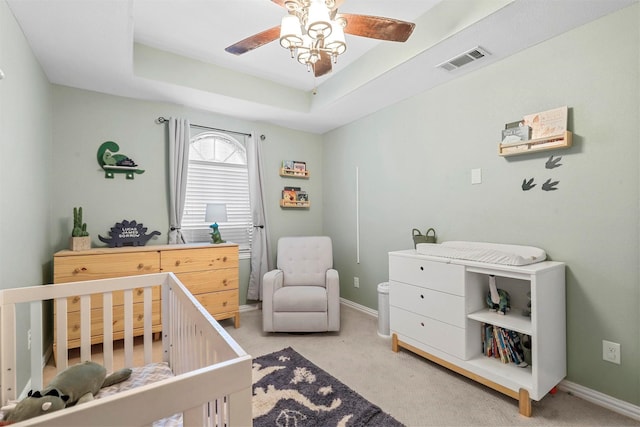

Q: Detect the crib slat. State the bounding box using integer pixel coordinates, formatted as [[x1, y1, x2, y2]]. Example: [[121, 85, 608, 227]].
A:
[[29, 301, 43, 391], [80, 294, 91, 362], [1, 302, 16, 404], [143, 287, 152, 364], [103, 292, 114, 372], [124, 289, 133, 367], [55, 297, 68, 370]]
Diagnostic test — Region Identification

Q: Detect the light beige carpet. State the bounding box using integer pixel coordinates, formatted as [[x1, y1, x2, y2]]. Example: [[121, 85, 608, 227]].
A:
[[221, 305, 640, 427]]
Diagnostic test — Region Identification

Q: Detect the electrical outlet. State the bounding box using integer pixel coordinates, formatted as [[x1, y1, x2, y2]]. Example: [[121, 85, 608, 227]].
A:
[[602, 340, 620, 364], [27, 329, 32, 351], [354, 277, 359, 288]]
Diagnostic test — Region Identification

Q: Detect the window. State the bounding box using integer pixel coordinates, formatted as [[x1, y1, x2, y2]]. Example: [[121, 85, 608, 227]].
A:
[[181, 129, 252, 251]]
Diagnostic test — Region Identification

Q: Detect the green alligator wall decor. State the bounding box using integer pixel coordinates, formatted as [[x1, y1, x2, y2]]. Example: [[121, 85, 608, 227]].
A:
[[97, 141, 145, 179]]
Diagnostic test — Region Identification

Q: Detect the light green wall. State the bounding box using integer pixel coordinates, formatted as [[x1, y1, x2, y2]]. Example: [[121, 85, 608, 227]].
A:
[[50, 86, 323, 304], [323, 4, 640, 405], [0, 0, 53, 392]]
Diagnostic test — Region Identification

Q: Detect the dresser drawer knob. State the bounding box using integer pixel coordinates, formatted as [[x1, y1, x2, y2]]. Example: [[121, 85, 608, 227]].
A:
[[420, 322, 425, 327], [72, 296, 80, 304], [420, 266, 424, 271], [223, 256, 228, 262], [137, 263, 144, 270], [175, 260, 181, 266], [420, 294, 424, 299], [222, 279, 228, 286], [222, 301, 228, 307]]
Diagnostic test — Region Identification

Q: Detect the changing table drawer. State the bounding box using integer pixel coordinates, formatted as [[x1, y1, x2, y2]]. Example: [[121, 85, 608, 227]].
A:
[[390, 306, 466, 360], [389, 254, 465, 295], [390, 282, 466, 328]]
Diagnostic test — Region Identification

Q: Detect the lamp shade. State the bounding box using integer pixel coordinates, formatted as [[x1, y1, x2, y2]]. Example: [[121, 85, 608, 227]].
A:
[[205, 203, 228, 223], [307, 0, 332, 39], [279, 15, 303, 49], [325, 21, 346, 56]]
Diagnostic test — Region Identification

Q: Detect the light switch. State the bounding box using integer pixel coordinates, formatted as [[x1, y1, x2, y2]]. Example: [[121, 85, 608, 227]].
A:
[[471, 168, 482, 184]]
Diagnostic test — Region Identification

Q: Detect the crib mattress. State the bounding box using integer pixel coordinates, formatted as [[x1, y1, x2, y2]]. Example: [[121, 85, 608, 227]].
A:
[[415, 241, 547, 266], [97, 362, 181, 427]]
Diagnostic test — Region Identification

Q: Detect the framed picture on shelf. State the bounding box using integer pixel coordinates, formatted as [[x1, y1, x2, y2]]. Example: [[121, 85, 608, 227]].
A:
[[282, 160, 294, 170], [296, 191, 308, 202], [293, 161, 306, 176], [282, 186, 299, 203]]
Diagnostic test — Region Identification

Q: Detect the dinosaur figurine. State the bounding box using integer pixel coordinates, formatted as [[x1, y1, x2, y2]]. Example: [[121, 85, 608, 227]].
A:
[[486, 275, 510, 315], [0, 361, 131, 424], [99, 220, 161, 247], [97, 141, 145, 179]]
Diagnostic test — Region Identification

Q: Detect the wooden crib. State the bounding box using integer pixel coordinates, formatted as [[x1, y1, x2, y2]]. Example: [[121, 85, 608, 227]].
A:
[[0, 272, 252, 426]]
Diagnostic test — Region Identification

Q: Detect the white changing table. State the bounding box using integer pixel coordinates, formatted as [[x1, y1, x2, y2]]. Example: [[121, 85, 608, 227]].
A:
[[388, 249, 566, 417]]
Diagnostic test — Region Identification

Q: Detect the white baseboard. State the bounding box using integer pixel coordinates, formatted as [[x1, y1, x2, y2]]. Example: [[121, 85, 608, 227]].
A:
[[559, 380, 640, 421], [339, 297, 378, 317], [240, 303, 260, 312]]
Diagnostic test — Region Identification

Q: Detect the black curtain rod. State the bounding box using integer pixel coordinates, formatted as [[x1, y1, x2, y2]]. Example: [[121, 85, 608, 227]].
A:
[[156, 116, 255, 138]]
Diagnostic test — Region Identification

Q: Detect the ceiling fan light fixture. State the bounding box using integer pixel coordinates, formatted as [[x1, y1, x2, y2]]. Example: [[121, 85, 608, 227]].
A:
[[307, 0, 332, 40], [279, 15, 303, 49]]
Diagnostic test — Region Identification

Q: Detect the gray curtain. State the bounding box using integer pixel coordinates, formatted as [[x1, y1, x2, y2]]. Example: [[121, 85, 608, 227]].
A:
[[247, 133, 271, 300], [168, 117, 190, 244]]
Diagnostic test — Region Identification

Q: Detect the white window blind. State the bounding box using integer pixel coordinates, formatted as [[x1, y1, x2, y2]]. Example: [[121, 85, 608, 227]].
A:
[[181, 130, 252, 250]]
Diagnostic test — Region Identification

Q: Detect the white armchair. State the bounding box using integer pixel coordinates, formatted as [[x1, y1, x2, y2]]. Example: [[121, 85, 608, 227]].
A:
[[262, 236, 340, 332]]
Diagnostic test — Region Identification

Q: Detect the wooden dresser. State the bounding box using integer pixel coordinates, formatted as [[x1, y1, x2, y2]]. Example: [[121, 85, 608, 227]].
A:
[[53, 243, 239, 350]]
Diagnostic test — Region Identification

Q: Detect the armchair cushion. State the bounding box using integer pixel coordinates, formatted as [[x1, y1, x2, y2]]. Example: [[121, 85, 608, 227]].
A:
[[273, 286, 327, 312]]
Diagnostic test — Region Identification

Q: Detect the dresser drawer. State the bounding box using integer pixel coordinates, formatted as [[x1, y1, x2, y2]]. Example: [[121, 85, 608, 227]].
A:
[[161, 247, 238, 273], [390, 306, 466, 359], [390, 282, 466, 328], [54, 252, 160, 283], [389, 255, 465, 296], [194, 289, 239, 316], [175, 268, 238, 294]]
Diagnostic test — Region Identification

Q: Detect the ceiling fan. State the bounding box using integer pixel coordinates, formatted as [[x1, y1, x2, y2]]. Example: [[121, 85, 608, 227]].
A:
[[225, 0, 416, 78]]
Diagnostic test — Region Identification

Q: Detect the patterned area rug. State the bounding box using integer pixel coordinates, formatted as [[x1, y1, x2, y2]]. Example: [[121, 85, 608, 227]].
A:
[[253, 347, 403, 427]]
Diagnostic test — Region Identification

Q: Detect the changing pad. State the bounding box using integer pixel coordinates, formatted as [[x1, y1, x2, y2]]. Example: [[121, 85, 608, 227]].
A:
[[415, 241, 547, 266]]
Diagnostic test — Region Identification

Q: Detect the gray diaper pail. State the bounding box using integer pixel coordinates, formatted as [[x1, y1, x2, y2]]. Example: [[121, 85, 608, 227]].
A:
[[377, 282, 391, 337]]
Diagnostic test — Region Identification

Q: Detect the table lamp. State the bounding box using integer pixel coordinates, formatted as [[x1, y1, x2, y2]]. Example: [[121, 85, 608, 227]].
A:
[[205, 203, 228, 244]]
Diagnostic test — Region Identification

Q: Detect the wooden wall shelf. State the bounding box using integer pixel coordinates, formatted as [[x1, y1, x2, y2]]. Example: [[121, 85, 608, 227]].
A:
[[280, 168, 310, 178], [280, 200, 310, 208], [499, 131, 572, 157]]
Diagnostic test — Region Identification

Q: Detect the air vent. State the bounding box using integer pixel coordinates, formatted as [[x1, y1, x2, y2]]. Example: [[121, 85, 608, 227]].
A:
[[437, 46, 490, 71]]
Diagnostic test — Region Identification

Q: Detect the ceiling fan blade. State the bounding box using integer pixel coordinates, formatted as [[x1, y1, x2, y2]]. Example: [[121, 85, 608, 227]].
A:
[[314, 51, 332, 77], [225, 26, 281, 55], [340, 14, 415, 42]]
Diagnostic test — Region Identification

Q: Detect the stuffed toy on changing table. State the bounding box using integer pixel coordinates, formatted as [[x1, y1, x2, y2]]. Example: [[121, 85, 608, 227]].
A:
[[1, 361, 131, 424], [486, 275, 510, 315]]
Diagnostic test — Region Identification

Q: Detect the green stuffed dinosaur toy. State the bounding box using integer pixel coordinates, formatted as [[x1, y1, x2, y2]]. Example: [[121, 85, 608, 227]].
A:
[[1, 361, 131, 424]]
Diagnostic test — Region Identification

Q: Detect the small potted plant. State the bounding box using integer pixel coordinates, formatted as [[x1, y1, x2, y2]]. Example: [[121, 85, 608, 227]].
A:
[[70, 206, 91, 251]]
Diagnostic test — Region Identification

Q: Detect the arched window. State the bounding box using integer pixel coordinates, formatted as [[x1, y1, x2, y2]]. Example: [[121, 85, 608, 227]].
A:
[[181, 130, 252, 251]]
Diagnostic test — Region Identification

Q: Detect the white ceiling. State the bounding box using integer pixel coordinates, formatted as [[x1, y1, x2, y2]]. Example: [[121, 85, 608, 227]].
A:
[[6, 0, 636, 134]]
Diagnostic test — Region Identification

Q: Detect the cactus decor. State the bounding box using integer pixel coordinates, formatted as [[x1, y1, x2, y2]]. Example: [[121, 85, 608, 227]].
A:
[[70, 207, 91, 251], [72, 207, 90, 237]]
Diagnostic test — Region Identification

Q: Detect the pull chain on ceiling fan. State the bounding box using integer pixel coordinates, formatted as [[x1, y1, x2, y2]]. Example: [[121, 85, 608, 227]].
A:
[[225, 0, 416, 78]]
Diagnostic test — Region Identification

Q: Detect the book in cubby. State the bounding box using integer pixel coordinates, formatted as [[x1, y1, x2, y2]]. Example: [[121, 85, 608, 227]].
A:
[[482, 323, 529, 367]]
